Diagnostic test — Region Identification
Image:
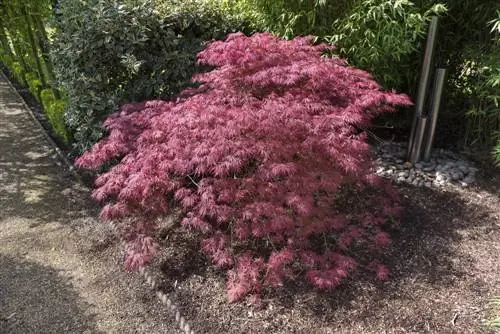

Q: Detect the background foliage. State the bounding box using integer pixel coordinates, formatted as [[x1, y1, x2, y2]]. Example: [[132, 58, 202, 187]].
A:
[[408, 1, 499, 162], [1, 0, 498, 164], [326, 0, 446, 90], [0, 0, 68, 141], [222, 0, 500, 165], [52, 0, 243, 153]]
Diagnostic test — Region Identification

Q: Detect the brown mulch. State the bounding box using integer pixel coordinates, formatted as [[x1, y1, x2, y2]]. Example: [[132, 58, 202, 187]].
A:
[[151, 168, 499, 334]]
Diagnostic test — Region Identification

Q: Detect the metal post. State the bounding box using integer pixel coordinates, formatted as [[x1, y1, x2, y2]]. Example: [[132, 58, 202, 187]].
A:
[[410, 117, 428, 164], [423, 68, 447, 161], [408, 16, 439, 160]]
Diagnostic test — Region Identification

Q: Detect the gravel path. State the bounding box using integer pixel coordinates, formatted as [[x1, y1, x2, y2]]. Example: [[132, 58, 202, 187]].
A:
[[0, 75, 175, 333]]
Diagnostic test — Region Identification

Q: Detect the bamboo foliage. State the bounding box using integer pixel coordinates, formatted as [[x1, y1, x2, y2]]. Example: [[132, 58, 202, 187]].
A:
[[0, 1, 54, 90], [0, 0, 68, 140]]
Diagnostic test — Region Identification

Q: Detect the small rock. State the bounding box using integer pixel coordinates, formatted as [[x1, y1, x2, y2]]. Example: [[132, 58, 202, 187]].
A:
[[397, 171, 409, 178], [425, 182, 432, 187]]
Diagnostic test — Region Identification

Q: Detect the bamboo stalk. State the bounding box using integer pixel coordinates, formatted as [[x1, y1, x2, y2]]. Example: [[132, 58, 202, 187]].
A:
[[20, 3, 47, 89], [32, 12, 60, 98]]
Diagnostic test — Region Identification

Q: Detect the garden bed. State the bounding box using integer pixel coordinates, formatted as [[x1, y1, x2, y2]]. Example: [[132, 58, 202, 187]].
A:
[[3, 64, 499, 333], [147, 171, 500, 333]]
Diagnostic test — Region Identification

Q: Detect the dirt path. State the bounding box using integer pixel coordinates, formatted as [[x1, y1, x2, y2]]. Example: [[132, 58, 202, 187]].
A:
[[0, 76, 176, 333]]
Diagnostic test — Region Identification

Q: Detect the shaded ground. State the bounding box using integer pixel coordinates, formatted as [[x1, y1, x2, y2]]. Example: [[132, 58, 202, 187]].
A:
[[1, 71, 499, 334], [148, 173, 499, 333], [0, 75, 178, 333]]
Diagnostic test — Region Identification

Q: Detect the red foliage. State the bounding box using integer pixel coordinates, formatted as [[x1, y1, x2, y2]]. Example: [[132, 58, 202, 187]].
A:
[[76, 32, 412, 302]]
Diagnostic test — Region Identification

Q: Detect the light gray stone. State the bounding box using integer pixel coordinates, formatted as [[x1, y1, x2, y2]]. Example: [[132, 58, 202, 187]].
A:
[[397, 171, 408, 177]]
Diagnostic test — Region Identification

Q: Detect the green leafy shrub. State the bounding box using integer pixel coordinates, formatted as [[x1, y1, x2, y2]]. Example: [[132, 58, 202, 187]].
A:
[[40, 88, 69, 142], [449, 10, 500, 164], [206, 0, 349, 38], [0, 52, 13, 69], [25, 72, 43, 101], [327, 0, 446, 90], [155, 0, 251, 36], [10, 61, 25, 84], [53, 0, 243, 153]]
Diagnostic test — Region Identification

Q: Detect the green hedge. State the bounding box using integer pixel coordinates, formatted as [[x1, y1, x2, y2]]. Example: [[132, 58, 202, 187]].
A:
[[52, 0, 245, 153]]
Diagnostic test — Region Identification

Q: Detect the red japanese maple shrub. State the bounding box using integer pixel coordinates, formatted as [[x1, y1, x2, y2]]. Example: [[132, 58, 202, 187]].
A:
[[76, 32, 412, 302]]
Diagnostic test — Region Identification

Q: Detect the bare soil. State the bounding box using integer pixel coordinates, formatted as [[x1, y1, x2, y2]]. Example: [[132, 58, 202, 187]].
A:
[[1, 72, 499, 334]]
